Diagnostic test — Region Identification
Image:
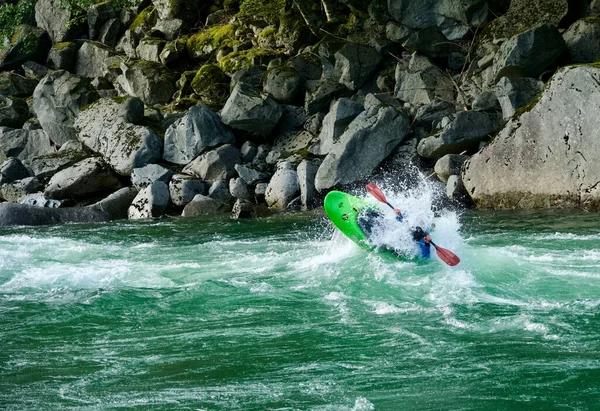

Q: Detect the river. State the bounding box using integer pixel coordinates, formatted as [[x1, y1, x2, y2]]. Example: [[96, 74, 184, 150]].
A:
[[1, 184, 599, 410]]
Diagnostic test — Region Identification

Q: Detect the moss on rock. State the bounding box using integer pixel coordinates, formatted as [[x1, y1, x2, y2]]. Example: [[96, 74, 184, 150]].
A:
[[186, 23, 240, 59], [190, 64, 230, 107], [218, 48, 286, 74], [237, 0, 287, 27]]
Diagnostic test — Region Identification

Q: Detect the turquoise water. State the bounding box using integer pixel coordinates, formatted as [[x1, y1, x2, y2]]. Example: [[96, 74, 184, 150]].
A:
[[1, 190, 600, 409]]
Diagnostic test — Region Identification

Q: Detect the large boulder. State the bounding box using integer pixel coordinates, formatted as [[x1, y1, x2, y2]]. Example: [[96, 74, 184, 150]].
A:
[[182, 194, 229, 217], [116, 60, 178, 105], [127, 181, 170, 219], [0, 158, 30, 186], [163, 104, 235, 165], [265, 162, 300, 210], [316, 98, 364, 155], [44, 157, 121, 200], [1, 177, 43, 202], [234, 164, 270, 185], [221, 82, 283, 138], [169, 174, 207, 206], [315, 105, 411, 191], [0, 128, 54, 166], [29, 142, 89, 179], [46, 42, 79, 71], [75, 41, 117, 78], [417, 111, 499, 158], [305, 79, 350, 115], [563, 17, 600, 63], [434, 154, 470, 183], [492, 24, 565, 82], [35, 0, 84, 43], [131, 164, 174, 190], [495, 76, 544, 120], [74, 97, 163, 175], [462, 66, 600, 210], [183, 144, 241, 184], [0, 95, 29, 128], [263, 66, 304, 104], [0, 25, 51, 70], [0, 72, 38, 97], [32, 71, 100, 146], [297, 159, 319, 210], [394, 55, 454, 106], [334, 43, 382, 91], [87, 187, 138, 220], [0, 203, 109, 227]]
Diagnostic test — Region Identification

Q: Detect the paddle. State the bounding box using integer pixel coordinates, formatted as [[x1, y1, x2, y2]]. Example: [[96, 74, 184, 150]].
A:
[[365, 183, 460, 266]]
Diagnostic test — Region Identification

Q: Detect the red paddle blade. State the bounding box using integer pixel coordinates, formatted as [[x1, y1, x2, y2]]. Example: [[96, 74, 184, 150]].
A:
[[366, 183, 387, 203], [432, 243, 460, 266]]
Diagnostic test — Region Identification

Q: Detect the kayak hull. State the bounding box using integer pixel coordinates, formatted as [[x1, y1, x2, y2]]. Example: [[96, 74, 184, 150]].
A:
[[324, 190, 376, 251]]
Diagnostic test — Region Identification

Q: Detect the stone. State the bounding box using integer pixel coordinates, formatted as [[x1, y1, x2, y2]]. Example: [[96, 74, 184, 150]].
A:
[[314, 105, 411, 191], [35, 0, 84, 43], [75, 41, 117, 79], [28, 144, 89, 179], [116, 60, 178, 105], [265, 162, 300, 210], [446, 174, 470, 203], [182, 194, 229, 217], [115, 30, 140, 59], [0, 25, 51, 70], [229, 177, 253, 201], [403, 27, 458, 58], [87, 187, 138, 220], [297, 159, 319, 210], [462, 65, 600, 210], [255, 183, 268, 203], [334, 43, 382, 91], [234, 164, 270, 185], [87, 1, 119, 40], [0, 203, 109, 227], [472, 91, 501, 112], [163, 104, 235, 165], [136, 37, 166, 62], [386, 22, 413, 43], [563, 18, 600, 63], [33, 71, 100, 147], [0, 72, 38, 97], [0, 95, 29, 128], [434, 154, 470, 183], [98, 18, 122, 48], [304, 79, 350, 115], [394, 55, 454, 106], [0, 158, 30, 185], [1, 177, 43, 202], [263, 66, 304, 104], [207, 180, 234, 203], [19, 193, 65, 208], [169, 174, 208, 206], [127, 181, 170, 219], [46, 42, 79, 71], [240, 141, 257, 163], [495, 77, 544, 120], [131, 164, 174, 190], [183, 144, 241, 184], [44, 157, 121, 200], [316, 98, 364, 155], [231, 199, 255, 219], [413, 100, 456, 132]]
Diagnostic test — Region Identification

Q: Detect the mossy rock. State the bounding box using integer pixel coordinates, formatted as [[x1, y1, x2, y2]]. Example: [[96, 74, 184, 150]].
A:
[[186, 23, 241, 59], [129, 6, 157, 35], [218, 48, 286, 75], [190, 64, 230, 107], [237, 0, 287, 27], [0, 24, 51, 70]]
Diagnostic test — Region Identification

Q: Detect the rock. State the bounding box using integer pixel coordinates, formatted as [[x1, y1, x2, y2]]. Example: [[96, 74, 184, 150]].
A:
[[231, 66, 267, 90], [21, 61, 48, 81], [492, 23, 565, 82], [87, 187, 138, 220], [0, 203, 109, 227], [462, 65, 600, 210], [98, 18, 122, 48], [231, 199, 255, 219], [115, 30, 140, 59], [182, 194, 229, 217], [87, 2, 119, 40], [417, 111, 499, 158], [314, 105, 411, 191], [136, 37, 165, 63], [240, 141, 257, 163], [1, 177, 43, 202], [183, 144, 241, 184], [46, 42, 79, 71], [234, 164, 270, 185], [297, 159, 319, 210], [0, 128, 54, 166], [75, 41, 117, 79], [221, 82, 283, 138], [472, 91, 501, 112], [263, 66, 304, 104], [387, 0, 488, 40], [229, 177, 253, 201], [44, 157, 121, 200], [334, 43, 382, 91], [74, 97, 163, 175], [131, 164, 174, 190], [446, 174, 470, 203], [563, 17, 600, 63], [163, 104, 235, 165], [394, 55, 454, 106], [0, 158, 30, 185], [116, 60, 178, 105], [127, 181, 170, 219], [495, 77, 544, 120], [207, 180, 234, 203], [190, 64, 229, 106], [316, 98, 364, 155], [403, 27, 458, 58], [169, 174, 207, 206], [19, 193, 65, 208], [29, 145, 89, 179], [386, 22, 414, 43], [0, 25, 51, 71], [265, 162, 300, 210], [35, 0, 83, 43], [255, 183, 268, 203], [0, 95, 29, 128], [363, 93, 403, 111], [304, 78, 350, 115], [0, 72, 38, 97], [33, 71, 100, 147], [434, 154, 470, 183], [160, 38, 186, 65], [154, 19, 184, 41], [413, 100, 456, 133]]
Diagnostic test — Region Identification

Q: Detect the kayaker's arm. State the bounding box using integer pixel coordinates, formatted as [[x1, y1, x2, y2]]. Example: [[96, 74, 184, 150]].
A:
[[394, 208, 403, 222]]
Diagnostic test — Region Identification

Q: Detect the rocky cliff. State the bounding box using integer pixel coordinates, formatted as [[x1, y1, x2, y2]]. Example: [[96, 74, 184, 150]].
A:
[[1, 0, 599, 225]]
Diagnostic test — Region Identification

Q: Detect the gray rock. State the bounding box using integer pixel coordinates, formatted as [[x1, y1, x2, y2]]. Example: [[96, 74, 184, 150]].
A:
[[116, 60, 178, 105], [264, 66, 304, 104], [44, 157, 121, 200], [163, 104, 235, 165], [240, 141, 257, 163], [394, 55, 454, 106], [207, 180, 234, 203], [265, 162, 300, 210], [22, 61, 49, 80], [334, 43, 382, 91], [221, 82, 283, 138], [446, 174, 469, 202], [131, 164, 174, 190], [115, 30, 140, 59], [74, 97, 163, 175], [305, 79, 350, 115], [363, 93, 404, 111], [495, 77, 544, 120], [386, 22, 413, 43], [19, 129, 54, 166], [463, 65, 600, 210], [0, 95, 29, 128], [316, 98, 364, 155], [297, 159, 319, 210], [234, 164, 270, 185], [183, 144, 241, 184], [1, 177, 43, 202], [0, 158, 30, 185], [127, 181, 170, 219], [169, 174, 207, 206], [0, 203, 109, 227], [0, 25, 51, 71], [417, 111, 499, 159], [32, 71, 100, 147], [472, 91, 501, 112], [182, 194, 229, 217], [46, 42, 79, 71], [286, 53, 322, 81], [413, 100, 456, 132], [87, 1, 119, 40], [98, 18, 122, 48], [136, 37, 165, 63], [19, 193, 65, 208], [403, 27, 457, 58], [75, 41, 117, 79], [0, 128, 54, 167], [255, 182, 268, 203], [434, 154, 470, 183], [563, 18, 600, 63], [229, 177, 253, 201], [314, 105, 411, 191], [86, 187, 138, 220], [493, 24, 565, 83], [0, 72, 38, 97], [231, 198, 255, 219], [35, 0, 83, 43], [153, 18, 184, 41], [231, 66, 267, 90], [29, 146, 89, 179]]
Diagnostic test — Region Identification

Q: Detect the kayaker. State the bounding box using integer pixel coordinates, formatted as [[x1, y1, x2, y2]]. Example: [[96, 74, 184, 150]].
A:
[[393, 208, 432, 259]]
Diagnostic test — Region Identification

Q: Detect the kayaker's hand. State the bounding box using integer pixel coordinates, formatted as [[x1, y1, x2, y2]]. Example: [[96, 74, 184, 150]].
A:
[[394, 208, 401, 216], [424, 236, 432, 244]]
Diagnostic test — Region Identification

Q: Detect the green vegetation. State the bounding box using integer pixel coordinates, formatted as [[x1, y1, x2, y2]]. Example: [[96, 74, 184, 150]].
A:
[[218, 47, 285, 74], [0, 0, 36, 46], [187, 23, 240, 58], [190, 64, 229, 105], [237, 0, 287, 26], [128, 5, 156, 32]]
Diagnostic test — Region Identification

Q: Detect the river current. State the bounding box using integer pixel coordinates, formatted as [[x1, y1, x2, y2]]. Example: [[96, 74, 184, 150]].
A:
[[1, 183, 599, 410]]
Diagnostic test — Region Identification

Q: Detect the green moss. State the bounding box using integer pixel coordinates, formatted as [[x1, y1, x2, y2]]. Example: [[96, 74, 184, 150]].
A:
[[238, 0, 287, 26], [187, 23, 240, 58], [128, 5, 156, 32], [218, 48, 286, 74], [52, 41, 76, 51], [190, 64, 229, 105]]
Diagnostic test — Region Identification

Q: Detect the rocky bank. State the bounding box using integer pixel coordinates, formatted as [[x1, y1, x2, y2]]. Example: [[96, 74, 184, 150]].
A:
[[1, 0, 600, 226]]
